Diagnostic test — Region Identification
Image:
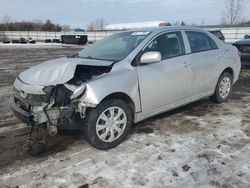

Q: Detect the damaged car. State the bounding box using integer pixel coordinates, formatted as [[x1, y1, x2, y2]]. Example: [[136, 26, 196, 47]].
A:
[[11, 26, 241, 155]]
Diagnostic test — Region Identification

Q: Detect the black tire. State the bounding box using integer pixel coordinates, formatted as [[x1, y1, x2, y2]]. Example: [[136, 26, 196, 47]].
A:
[[24, 125, 47, 156], [83, 99, 133, 150], [210, 72, 233, 103], [26, 142, 46, 156]]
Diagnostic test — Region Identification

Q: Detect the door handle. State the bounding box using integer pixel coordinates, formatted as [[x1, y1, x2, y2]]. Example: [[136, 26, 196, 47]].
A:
[[181, 61, 190, 68], [216, 54, 222, 59]]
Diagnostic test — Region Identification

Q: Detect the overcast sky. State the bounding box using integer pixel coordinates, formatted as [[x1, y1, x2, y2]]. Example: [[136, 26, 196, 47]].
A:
[[1, 0, 250, 28]]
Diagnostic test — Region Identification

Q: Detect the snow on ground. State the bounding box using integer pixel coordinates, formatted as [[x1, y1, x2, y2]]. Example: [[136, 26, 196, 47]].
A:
[[0, 47, 249, 188], [1, 99, 250, 188]]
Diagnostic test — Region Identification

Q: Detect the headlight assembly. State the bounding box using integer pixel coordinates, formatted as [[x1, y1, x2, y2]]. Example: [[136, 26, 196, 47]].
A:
[[71, 84, 86, 100], [43, 86, 55, 95]]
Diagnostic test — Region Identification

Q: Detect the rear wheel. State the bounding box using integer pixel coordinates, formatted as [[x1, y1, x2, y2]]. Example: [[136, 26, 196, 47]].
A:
[[83, 99, 133, 150], [210, 72, 233, 103]]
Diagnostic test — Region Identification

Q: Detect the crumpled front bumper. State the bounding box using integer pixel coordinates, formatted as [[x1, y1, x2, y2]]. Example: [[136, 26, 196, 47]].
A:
[[9, 96, 33, 123]]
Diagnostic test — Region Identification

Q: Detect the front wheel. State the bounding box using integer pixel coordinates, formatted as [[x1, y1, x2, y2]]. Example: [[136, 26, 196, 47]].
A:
[[210, 72, 233, 103], [24, 124, 47, 156], [83, 99, 133, 150]]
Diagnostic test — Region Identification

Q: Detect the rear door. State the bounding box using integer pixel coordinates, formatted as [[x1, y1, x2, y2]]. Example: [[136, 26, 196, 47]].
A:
[[184, 31, 223, 97]]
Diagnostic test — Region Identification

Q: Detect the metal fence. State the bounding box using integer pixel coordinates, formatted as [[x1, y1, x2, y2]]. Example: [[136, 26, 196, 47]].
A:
[[0, 30, 117, 43], [207, 27, 250, 43], [1, 27, 250, 43]]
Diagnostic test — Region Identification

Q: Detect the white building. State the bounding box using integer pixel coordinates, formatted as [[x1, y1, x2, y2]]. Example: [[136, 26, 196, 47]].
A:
[[104, 21, 170, 30]]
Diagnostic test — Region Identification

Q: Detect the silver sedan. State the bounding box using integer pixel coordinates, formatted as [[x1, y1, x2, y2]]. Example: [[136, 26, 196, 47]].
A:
[[11, 26, 241, 154]]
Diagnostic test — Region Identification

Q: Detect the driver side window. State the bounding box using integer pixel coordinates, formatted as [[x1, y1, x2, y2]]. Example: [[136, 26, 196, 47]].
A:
[[145, 32, 185, 60]]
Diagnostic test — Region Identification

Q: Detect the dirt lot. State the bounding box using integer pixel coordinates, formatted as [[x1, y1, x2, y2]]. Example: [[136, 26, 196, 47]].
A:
[[0, 45, 250, 188]]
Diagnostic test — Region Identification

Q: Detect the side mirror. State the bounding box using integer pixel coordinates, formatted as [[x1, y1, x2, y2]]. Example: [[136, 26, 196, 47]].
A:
[[140, 51, 161, 64]]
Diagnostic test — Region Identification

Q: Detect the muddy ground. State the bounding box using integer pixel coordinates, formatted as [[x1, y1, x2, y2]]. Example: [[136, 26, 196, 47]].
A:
[[0, 45, 249, 188]]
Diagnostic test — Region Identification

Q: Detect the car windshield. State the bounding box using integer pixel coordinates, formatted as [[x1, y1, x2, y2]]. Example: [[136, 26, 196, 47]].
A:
[[78, 31, 150, 61]]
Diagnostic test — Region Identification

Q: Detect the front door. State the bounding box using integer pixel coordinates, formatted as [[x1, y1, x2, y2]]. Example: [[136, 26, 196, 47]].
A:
[[137, 31, 193, 115]]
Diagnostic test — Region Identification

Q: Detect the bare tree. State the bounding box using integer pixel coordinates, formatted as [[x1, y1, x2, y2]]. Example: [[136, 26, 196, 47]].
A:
[[86, 18, 108, 31], [2, 15, 11, 30], [2, 15, 11, 24], [96, 18, 107, 30], [86, 21, 95, 31], [223, 0, 245, 25]]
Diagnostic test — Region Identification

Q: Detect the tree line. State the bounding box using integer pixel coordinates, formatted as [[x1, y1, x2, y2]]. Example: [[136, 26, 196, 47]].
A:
[[0, 16, 69, 31]]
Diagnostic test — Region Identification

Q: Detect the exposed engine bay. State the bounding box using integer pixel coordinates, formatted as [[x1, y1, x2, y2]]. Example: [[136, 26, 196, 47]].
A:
[[11, 64, 112, 155]]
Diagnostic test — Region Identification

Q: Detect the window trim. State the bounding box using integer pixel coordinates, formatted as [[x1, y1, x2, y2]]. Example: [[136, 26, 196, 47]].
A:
[[133, 30, 187, 66], [142, 30, 186, 56], [185, 30, 219, 54]]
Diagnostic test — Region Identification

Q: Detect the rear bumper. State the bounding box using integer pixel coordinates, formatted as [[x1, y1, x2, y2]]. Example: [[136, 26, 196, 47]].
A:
[[9, 96, 33, 123]]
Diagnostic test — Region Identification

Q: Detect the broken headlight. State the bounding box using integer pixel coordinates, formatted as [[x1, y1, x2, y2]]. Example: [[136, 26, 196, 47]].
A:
[[43, 86, 55, 95], [42, 86, 56, 102], [70, 84, 86, 100]]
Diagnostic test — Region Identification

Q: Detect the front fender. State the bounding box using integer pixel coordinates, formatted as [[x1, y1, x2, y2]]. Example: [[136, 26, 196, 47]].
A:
[[80, 69, 141, 112]]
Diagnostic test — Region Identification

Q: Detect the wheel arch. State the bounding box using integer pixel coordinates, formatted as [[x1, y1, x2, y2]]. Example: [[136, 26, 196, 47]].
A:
[[101, 92, 136, 116], [221, 67, 234, 80], [212, 67, 235, 95]]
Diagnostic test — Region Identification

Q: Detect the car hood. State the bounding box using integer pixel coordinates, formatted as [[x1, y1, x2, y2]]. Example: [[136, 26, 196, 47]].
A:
[[19, 57, 114, 86]]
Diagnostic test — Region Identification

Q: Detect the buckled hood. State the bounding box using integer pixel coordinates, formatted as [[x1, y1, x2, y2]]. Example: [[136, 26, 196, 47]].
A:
[[19, 57, 113, 86]]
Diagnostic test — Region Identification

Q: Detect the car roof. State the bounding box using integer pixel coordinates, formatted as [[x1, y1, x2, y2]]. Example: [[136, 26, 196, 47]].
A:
[[121, 26, 206, 34]]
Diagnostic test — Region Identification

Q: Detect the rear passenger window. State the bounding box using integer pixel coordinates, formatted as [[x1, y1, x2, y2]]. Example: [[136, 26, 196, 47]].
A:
[[186, 31, 218, 53]]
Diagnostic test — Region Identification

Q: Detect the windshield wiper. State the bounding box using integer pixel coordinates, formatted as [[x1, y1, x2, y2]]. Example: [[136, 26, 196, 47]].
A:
[[79, 56, 115, 62], [80, 56, 96, 60], [84, 56, 94, 59]]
